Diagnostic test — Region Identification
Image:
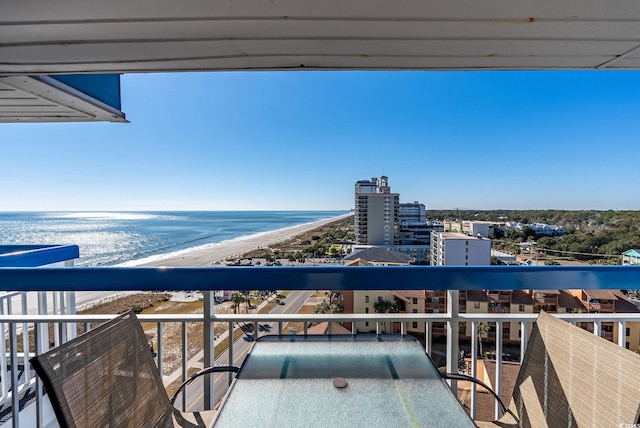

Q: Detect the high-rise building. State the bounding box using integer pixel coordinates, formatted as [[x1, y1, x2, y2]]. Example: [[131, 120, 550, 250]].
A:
[[430, 231, 491, 266], [399, 201, 426, 227], [354, 176, 399, 245]]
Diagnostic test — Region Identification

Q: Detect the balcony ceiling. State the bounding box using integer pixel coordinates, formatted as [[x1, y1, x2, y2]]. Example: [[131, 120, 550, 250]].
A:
[[3, 0, 640, 75]]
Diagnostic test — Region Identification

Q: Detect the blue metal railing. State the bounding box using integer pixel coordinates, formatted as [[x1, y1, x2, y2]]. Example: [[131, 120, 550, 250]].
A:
[[0, 246, 79, 268], [0, 265, 639, 292]]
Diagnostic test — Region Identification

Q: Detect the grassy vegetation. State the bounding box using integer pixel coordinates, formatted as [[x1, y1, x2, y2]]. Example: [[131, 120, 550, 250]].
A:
[[283, 304, 316, 333], [242, 216, 354, 261], [431, 209, 640, 264]]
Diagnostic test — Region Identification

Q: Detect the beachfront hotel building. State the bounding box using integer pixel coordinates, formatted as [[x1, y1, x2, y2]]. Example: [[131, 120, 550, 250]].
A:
[[354, 176, 399, 245]]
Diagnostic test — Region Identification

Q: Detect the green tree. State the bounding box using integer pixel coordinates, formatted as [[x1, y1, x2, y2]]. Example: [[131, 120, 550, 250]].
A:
[[313, 300, 343, 314], [229, 292, 245, 314], [242, 291, 252, 312], [522, 226, 537, 240], [373, 299, 399, 333], [507, 229, 525, 242]]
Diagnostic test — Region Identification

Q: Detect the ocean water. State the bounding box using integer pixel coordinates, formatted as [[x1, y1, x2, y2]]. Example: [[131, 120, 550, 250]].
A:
[[0, 211, 348, 267]]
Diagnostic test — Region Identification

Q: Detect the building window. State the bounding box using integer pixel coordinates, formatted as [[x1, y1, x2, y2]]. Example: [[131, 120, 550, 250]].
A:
[[474, 302, 480, 309], [365, 322, 369, 327], [365, 296, 369, 303], [626, 328, 631, 336], [378, 296, 383, 302], [519, 304, 525, 312], [365, 307, 369, 313], [413, 298, 418, 304], [412, 322, 418, 329], [626, 342, 630, 349], [412, 309, 418, 313]]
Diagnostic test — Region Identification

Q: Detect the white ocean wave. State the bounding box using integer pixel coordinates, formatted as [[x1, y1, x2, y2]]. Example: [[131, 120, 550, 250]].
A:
[[55, 212, 174, 221]]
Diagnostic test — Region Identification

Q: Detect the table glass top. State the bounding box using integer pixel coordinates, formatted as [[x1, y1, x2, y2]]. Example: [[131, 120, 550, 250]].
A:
[[213, 335, 474, 427]]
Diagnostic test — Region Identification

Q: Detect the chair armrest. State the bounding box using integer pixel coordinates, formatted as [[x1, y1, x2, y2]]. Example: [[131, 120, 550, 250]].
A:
[[170, 365, 240, 406], [441, 372, 508, 415]]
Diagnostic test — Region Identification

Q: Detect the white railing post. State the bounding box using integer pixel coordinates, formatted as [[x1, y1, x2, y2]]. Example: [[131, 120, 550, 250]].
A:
[[520, 321, 528, 364], [203, 291, 215, 410], [34, 322, 44, 428], [495, 321, 503, 421], [37, 292, 48, 316], [52, 293, 59, 347], [157, 322, 164, 377], [59, 292, 67, 344], [1, 298, 8, 401], [9, 322, 19, 428], [446, 290, 459, 395], [228, 321, 234, 385], [64, 260, 77, 340], [21, 294, 30, 385], [618, 320, 627, 348], [470, 320, 477, 419], [182, 322, 188, 411], [425, 321, 432, 355]]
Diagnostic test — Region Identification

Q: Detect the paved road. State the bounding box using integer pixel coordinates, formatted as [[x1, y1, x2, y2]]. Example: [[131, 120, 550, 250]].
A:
[[179, 290, 314, 411]]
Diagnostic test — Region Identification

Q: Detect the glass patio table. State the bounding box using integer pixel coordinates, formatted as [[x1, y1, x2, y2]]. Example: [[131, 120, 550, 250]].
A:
[[212, 335, 474, 427]]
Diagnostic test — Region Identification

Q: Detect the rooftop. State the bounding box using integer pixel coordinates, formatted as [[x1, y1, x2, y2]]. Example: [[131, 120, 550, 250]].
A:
[[343, 247, 414, 264]]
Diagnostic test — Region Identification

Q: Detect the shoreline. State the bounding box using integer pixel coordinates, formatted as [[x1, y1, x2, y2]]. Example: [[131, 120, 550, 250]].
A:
[[139, 213, 353, 267]]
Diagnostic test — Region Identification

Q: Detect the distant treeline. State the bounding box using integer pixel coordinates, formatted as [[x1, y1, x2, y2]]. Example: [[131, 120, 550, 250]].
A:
[[428, 210, 640, 262]]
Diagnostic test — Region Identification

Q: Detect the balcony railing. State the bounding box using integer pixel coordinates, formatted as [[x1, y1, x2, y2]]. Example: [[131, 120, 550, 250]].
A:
[[0, 265, 639, 426], [488, 293, 511, 302], [535, 297, 558, 305]]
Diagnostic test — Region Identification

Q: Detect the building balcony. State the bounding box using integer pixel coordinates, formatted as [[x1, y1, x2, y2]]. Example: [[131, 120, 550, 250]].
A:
[[488, 293, 511, 303], [426, 303, 446, 310], [535, 297, 558, 305], [599, 303, 616, 312], [0, 265, 639, 426]]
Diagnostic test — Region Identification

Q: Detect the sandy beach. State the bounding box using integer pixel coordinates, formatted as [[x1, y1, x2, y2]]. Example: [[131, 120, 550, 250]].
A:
[[141, 213, 352, 267]]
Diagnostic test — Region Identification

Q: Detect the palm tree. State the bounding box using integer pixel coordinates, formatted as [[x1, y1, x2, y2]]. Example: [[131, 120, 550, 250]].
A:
[[229, 292, 245, 314], [477, 321, 490, 357], [242, 291, 251, 313]]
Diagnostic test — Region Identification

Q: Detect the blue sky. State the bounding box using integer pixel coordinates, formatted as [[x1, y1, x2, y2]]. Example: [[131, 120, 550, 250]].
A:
[[2, 70, 640, 211]]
